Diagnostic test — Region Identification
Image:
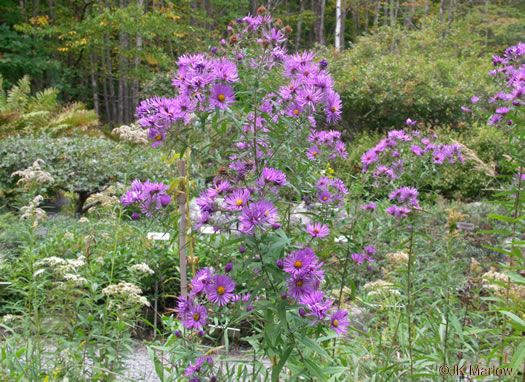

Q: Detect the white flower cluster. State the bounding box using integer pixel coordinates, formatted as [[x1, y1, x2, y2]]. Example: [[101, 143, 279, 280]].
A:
[[113, 123, 148, 144], [363, 280, 401, 296], [85, 187, 120, 209], [35, 255, 86, 276], [386, 251, 409, 265], [11, 159, 55, 189], [482, 270, 525, 299], [19, 195, 47, 228], [130, 263, 155, 276], [1, 314, 19, 324], [102, 282, 150, 307]]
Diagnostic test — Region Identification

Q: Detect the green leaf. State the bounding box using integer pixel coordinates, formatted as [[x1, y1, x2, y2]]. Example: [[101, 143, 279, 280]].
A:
[[499, 311, 525, 331], [509, 341, 525, 371], [296, 335, 332, 361], [304, 359, 326, 380], [272, 345, 293, 382], [147, 346, 164, 382]]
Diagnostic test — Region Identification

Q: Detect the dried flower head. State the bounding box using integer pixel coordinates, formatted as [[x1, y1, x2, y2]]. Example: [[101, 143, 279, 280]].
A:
[[11, 159, 54, 190], [113, 123, 149, 144]]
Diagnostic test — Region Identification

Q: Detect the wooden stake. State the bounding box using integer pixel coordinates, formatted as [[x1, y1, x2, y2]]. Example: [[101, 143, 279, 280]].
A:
[[177, 160, 188, 296]]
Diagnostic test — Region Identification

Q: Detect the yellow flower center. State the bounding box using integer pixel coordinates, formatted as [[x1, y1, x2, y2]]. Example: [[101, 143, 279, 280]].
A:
[[312, 151, 318, 156], [155, 134, 163, 141], [193, 313, 200, 320], [331, 106, 337, 112], [333, 319, 339, 327], [218, 93, 226, 102], [217, 286, 226, 295], [265, 210, 269, 217], [235, 199, 243, 206], [293, 109, 299, 115], [296, 280, 303, 287], [294, 260, 302, 269], [313, 229, 319, 234], [304, 70, 310, 76], [322, 196, 328, 201]]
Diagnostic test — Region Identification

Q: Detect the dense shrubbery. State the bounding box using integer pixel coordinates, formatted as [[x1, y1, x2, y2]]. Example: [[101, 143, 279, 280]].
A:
[[0, 135, 170, 212], [325, 20, 497, 135]]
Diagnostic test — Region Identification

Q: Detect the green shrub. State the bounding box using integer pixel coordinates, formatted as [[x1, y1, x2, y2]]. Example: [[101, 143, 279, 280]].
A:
[[324, 19, 497, 136], [0, 135, 170, 213]]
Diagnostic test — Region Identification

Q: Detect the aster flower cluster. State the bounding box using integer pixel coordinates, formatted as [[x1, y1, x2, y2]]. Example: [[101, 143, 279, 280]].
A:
[[361, 125, 464, 178], [278, 247, 349, 334], [178, 267, 246, 331], [194, 172, 284, 235], [485, 42, 524, 127], [306, 129, 347, 161], [183, 356, 214, 381], [121, 180, 172, 218], [316, 175, 348, 206], [386, 186, 421, 219]]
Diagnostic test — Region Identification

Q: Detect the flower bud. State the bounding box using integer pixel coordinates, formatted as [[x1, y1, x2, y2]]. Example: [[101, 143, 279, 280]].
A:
[[225, 263, 233, 273]]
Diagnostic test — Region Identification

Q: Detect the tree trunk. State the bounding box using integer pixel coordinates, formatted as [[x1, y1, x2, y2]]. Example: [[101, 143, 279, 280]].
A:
[[133, 0, 144, 121], [364, 0, 369, 33], [295, 0, 306, 51], [89, 55, 100, 116], [118, 0, 128, 125], [102, 60, 110, 123], [335, 0, 342, 50], [313, 0, 326, 45], [373, 0, 380, 28], [32, 0, 39, 17]]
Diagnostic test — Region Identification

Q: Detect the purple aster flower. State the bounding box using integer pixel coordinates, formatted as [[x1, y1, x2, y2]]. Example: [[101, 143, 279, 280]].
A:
[[259, 167, 287, 186], [325, 91, 342, 124], [406, 118, 417, 126], [319, 58, 328, 69], [297, 86, 322, 111], [330, 310, 349, 335], [364, 246, 376, 255], [306, 145, 321, 161], [461, 106, 472, 113], [283, 248, 318, 276], [206, 274, 235, 307], [184, 357, 206, 377], [471, 96, 479, 103], [351, 253, 366, 265], [190, 267, 214, 296], [334, 141, 348, 159], [361, 202, 377, 211], [361, 150, 379, 171], [263, 28, 286, 44], [496, 106, 512, 114], [182, 303, 207, 330], [224, 189, 251, 211], [286, 272, 315, 302], [306, 223, 330, 239], [410, 145, 424, 156], [318, 191, 332, 203], [386, 205, 412, 218], [210, 84, 235, 110], [212, 58, 239, 82], [239, 200, 278, 234], [301, 290, 333, 322]]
